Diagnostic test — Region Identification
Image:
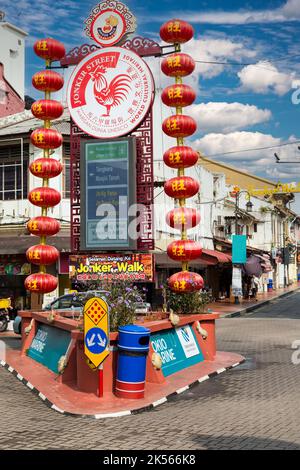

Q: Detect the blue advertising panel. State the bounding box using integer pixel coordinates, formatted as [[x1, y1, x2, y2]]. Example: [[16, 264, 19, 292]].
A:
[[232, 235, 247, 264], [150, 325, 204, 377], [28, 324, 71, 374], [80, 138, 136, 250]]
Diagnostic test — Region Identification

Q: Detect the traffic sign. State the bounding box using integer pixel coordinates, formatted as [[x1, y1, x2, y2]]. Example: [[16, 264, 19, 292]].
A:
[[84, 297, 110, 368]]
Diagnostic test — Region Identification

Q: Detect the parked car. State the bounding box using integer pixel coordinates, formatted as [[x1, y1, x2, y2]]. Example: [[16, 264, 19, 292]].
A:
[[134, 302, 152, 314], [13, 290, 109, 335]]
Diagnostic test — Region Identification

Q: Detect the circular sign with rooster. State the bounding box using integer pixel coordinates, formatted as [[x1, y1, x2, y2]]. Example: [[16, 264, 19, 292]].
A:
[[67, 47, 154, 139]]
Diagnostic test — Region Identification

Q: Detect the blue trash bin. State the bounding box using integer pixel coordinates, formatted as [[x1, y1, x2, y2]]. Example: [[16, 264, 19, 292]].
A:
[[268, 279, 273, 291], [115, 325, 150, 399]]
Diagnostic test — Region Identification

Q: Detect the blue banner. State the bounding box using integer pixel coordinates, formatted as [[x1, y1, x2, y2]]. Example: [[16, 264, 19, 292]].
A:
[[28, 324, 71, 374], [150, 325, 204, 377], [232, 235, 247, 264]]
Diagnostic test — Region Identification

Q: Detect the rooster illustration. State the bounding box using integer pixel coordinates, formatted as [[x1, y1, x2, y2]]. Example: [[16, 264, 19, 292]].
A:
[[89, 66, 131, 116]]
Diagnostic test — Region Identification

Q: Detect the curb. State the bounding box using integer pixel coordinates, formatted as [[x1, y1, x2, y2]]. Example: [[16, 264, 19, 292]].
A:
[[220, 287, 300, 319], [0, 358, 245, 419]]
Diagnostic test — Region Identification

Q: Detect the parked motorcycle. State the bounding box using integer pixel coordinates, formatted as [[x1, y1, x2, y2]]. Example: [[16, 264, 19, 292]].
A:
[[0, 298, 12, 332]]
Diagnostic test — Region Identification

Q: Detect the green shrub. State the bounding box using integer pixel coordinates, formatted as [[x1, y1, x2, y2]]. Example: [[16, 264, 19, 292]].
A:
[[165, 285, 213, 314]]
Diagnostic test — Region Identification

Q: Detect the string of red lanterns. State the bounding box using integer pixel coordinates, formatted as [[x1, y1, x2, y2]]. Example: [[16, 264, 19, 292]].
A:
[[160, 19, 204, 294], [25, 38, 65, 295]]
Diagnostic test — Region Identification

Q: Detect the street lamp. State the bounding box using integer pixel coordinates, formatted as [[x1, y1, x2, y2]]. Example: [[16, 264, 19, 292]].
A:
[[274, 152, 300, 164], [246, 200, 253, 213], [232, 189, 252, 235]]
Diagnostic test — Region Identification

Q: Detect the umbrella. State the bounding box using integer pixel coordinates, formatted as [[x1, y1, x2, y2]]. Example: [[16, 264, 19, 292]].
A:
[[243, 255, 263, 277]]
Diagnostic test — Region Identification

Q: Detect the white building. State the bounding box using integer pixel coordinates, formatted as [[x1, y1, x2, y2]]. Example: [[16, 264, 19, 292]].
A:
[[0, 12, 27, 101]]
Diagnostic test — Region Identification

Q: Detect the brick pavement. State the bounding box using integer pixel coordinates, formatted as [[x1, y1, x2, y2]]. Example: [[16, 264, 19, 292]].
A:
[[0, 292, 300, 450]]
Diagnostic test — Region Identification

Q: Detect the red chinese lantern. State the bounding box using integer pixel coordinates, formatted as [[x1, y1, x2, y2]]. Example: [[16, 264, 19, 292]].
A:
[[28, 187, 61, 208], [167, 240, 202, 262], [32, 70, 64, 92], [161, 84, 196, 108], [160, 19, 194, 44], [31, 128, 63, 149], [164, 176, 199, 199], [161, 53, 195, 77], [34, 38, 65, 61], [25, 273, 58, 294], [31, 100, 64, 121], [27, 216, 60, 236], [166, 207, 201, 229], [163, 146, 199, 169], [29, 158, 63, 179], [168, 271, 204, 293], [162, 115, 197, 138], [26, 244, 60, 266]]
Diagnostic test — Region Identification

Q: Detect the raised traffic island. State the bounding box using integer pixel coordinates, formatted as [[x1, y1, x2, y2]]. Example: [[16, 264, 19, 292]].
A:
[[1, 310, 244, 417]]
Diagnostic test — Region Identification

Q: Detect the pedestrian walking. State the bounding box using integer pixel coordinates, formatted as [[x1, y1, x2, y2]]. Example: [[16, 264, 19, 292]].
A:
[[251, 276, 260, 301]]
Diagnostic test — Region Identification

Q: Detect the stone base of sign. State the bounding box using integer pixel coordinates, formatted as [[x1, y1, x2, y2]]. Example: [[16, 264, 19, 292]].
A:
[[4, 311, 244, 417]]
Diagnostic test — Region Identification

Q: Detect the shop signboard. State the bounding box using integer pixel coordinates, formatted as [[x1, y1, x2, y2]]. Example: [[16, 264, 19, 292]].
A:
[[69, 253, 154, 283], [232, 266, 243, 297], [150, 325, 204, 377], [28, 324, 71, 374], [80, 138, 136, 250], [84, 296, 110, 367], [0, 262, 31, 276]]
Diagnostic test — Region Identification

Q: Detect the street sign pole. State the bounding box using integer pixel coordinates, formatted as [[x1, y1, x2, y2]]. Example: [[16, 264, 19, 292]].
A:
[[84, 297, 110, 398], [98, 363, 104, 398]]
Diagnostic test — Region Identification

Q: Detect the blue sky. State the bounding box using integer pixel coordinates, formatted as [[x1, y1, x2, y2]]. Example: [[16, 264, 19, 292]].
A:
[[2, 0, 300, 198]]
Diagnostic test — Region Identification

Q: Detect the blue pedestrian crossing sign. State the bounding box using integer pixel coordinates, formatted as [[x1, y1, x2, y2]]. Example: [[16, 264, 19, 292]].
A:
[[85, 327, 108, 354], [84, 297, 110, 367]]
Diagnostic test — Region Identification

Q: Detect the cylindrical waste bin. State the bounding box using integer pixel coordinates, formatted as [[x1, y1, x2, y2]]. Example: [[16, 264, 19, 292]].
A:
[[115, 325, 150, 399], [267, 279, 273, 292]]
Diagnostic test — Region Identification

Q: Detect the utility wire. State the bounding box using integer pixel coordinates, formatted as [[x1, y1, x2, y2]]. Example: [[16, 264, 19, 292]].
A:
[[205, 140, 300, 158], [153, 140, 300, 161], [193, 59, 293, 74]]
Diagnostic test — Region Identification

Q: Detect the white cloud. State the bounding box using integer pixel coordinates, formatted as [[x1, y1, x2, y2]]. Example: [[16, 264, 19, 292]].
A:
[[193, 131, 281, 161], [189, 102, 272, 133], [238, 61, 297, 95], [192, 131, 300, 181], [182, 37, 257, 79], [172, 0, 300, 24]]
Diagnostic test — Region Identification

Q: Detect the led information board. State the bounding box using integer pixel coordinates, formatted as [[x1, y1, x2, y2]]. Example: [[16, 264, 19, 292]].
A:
[[81, 137, 136, 250]]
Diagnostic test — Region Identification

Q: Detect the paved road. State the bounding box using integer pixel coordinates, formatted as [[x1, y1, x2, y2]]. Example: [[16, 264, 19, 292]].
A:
[[0, 291, 300, 450]]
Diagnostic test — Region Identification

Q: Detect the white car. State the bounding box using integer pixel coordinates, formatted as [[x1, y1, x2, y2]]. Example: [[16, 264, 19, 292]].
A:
[[134, 302, 152, 314]]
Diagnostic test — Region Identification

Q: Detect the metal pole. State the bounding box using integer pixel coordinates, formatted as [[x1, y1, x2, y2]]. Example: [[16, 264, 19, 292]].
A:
[[234, 193, 240, 304], [98, 363, 104, 398], [235, 193, 238, 235]]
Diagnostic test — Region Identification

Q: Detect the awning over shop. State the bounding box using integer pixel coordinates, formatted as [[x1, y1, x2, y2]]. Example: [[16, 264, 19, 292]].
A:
[[202, 249, 232, 264], [154, 249, 232, 268], [0, 234, 70, 254]]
